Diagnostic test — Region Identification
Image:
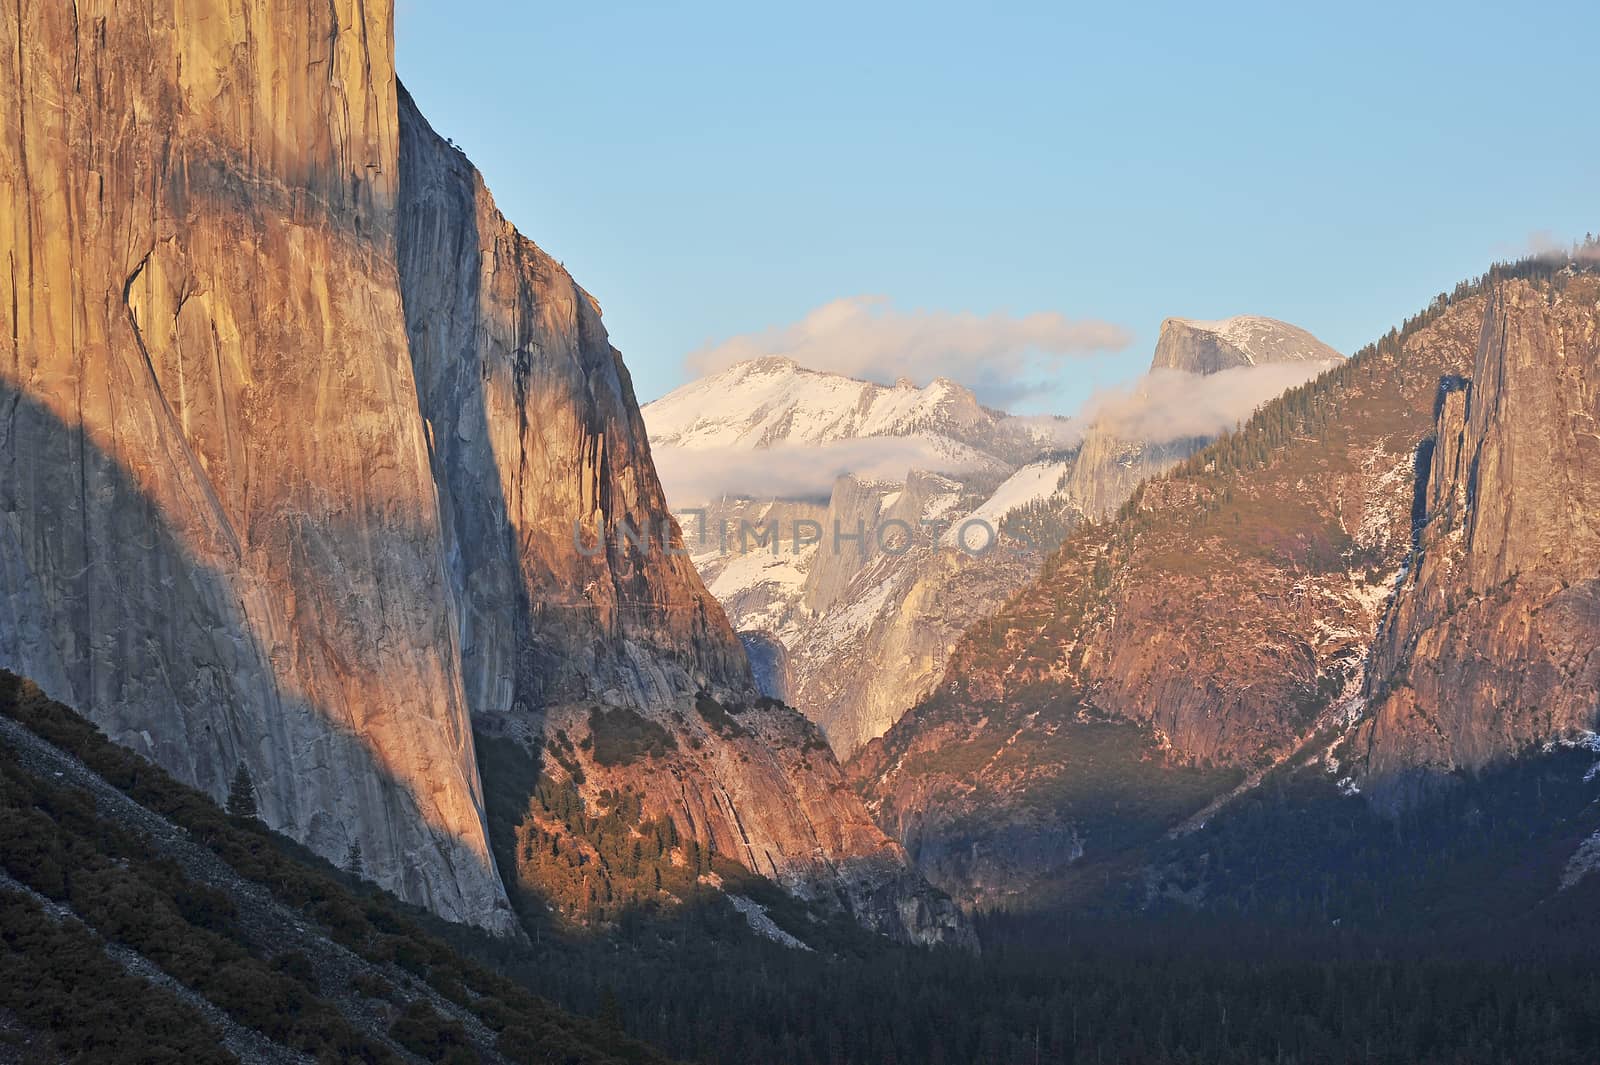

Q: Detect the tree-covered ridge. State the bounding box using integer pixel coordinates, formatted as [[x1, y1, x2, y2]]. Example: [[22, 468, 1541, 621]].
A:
[[852, 248, 1600, 910], [0, 671, 671, 1065]]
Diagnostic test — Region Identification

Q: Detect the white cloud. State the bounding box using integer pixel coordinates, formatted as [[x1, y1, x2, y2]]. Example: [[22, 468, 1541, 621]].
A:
[[1000, 413, 1079, 450], [685, 295, 1132, 408], [1508, 230, 1600, 264], [1077, 362, 1339, 445], [652, 437, 983, 506]]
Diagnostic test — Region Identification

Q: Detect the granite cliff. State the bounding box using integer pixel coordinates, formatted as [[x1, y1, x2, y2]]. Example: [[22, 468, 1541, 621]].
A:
[[396, 90, 966, 946], [0, 0, 509, 929], [1358, 275, 1600, 802], [0, 0, 958, 944]]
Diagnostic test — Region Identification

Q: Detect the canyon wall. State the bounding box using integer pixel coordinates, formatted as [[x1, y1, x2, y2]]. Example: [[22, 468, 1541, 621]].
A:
[[0, 1, 509, 928], [1360, 276, 1600, 799]]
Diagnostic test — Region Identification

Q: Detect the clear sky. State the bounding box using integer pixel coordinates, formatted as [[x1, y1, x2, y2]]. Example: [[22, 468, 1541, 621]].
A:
[[395, 0, 1599, 415]]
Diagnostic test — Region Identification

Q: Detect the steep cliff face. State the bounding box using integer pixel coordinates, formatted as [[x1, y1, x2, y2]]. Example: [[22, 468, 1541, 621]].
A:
[[0, 1, 509, 928], [396, 88, 749, 718], [1152, 315, 1343, 373], [0, 2, 953, 944], [852, 289, 1487, 906], [393, 88, 963, 946], [1359, 275, 1600, 798], [1064, 316, 1342, 521]]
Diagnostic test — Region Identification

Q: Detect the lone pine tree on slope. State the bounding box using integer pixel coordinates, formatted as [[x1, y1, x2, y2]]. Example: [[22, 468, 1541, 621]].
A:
[[345, 839, 364, 879], [226, 762, 258, 819]]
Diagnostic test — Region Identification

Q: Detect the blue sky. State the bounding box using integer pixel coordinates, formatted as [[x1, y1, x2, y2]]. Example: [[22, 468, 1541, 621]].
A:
[[396, 0, 1599, 415]]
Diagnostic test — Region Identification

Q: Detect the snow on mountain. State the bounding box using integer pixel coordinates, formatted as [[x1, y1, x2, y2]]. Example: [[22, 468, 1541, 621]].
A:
[[948, 459, 1075, 544], [1152, 315, 1342, 373], [647, 318, 1333, 758], [644, 356, 1043, 463]]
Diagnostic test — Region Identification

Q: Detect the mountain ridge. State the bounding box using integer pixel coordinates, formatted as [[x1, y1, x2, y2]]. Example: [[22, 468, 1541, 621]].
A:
[[852, 256, 1597, 907]]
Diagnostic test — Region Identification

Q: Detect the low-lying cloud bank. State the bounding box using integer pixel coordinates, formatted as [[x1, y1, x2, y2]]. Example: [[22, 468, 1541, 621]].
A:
[[655, 362, 1338, 504], [1077, 360, 1340, 445], [653, 436, 983, 505], [686, 295, 1132, 408]]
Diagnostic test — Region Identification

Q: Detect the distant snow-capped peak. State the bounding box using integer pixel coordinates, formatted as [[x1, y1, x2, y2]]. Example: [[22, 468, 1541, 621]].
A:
[[642, 357, 994, 452], [1152, 315, 1342, 372]]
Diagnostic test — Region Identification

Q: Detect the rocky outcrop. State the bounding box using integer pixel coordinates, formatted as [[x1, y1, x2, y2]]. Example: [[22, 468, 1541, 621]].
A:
[[396, 87, 750, 717], [520, 691, 973, 948], [1359, 275, 1600, 799], [1152, 315, 1342, 373], [852, 289, 1485, 905], [0, 0, 509, 929], [394, 89, 961, 946]]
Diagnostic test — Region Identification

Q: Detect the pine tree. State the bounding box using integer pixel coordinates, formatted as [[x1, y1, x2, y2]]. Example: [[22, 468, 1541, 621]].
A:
[[598, 987, 623, 1031], [225, 762, 257, 819], [345, 839, 364, 879]]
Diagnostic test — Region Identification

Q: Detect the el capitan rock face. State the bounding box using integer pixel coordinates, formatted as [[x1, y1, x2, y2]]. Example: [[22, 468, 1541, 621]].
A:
[[0, 0, 955, 942], [0, 0, 510, 929], [396, 86, 750, 721]]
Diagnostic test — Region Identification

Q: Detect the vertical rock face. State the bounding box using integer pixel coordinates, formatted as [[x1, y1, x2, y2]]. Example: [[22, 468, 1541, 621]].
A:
[[395, 87, 750, 719], [0, 2, 510, 927], [393, 92, 967, 947], [1151, 315, 1343, 374], [1361, 276, 1600, 796], [0, 0, 966, 942]]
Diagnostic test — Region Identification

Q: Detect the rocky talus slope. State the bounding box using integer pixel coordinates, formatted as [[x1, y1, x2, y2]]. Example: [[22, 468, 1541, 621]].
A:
[[0, 0, 955, 942], [851, 272, 1543, 906]]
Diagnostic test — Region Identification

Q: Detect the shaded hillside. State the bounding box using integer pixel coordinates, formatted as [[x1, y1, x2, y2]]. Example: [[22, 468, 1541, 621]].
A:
[[14, 667, 1600, 1064], [853, 254, 1598, 907], [0, 671, 671, 1064]]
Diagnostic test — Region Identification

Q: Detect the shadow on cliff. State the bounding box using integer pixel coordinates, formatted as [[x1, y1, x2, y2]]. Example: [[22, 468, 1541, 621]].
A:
[[0, 375, 509, 927]]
